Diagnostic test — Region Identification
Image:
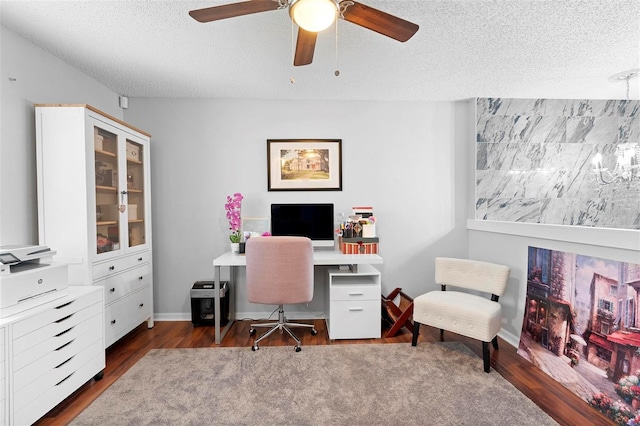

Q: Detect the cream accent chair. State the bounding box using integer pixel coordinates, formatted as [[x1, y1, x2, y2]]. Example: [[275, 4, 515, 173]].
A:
[[246, 236, 317, 352], [411, 257, 510, 373]]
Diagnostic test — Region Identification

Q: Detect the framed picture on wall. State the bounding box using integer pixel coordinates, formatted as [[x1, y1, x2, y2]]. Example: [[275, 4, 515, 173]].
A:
[[267, 139, 342, 191]]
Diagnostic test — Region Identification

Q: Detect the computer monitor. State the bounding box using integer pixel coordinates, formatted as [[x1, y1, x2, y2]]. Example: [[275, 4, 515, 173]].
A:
[[270, 203, 335, 248]]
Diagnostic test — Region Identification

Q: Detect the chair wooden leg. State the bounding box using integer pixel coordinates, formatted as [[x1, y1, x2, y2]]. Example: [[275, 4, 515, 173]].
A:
[[482, 341, 490, 373], [492, 335, 499, 350], [411, 321, 420, 346], [439, 329, 444, 341]]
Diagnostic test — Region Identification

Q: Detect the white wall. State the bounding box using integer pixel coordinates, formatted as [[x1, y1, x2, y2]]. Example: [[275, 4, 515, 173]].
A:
[[0, 25, 122, 244], [124, 98, 471, 319]]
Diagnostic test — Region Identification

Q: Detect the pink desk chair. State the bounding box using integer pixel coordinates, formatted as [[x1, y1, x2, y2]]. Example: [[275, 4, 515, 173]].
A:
[[246, 236, 317, 352]]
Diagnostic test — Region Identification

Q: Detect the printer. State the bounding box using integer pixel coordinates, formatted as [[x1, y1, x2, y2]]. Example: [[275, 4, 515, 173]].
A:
[[0, 245, 69, 318]]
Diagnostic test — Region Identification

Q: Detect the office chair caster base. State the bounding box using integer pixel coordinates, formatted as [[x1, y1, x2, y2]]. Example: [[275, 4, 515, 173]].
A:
[[295, 346, 301, 352], [249, 328, 256, 336], [311, 328, 318, 336], [252, 344, 259, 351]]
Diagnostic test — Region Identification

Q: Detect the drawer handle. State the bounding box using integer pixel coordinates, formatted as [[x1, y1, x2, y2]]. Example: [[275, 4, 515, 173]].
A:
[[109, 265, 115, 271], [55, 301, 74, 310], [111, 319, 117, 324], [56, 339, 75, 351], [138, 257, 143, 261], [348, 308, 364, 312], [55, 326, 75, 337], [349, 292, 364, 296], [110, 287, 116, 293], [55, 355, 75, 369], [139, 303, 144, 308], [55, 314, 74, 323], [55, 372, 74, 386], [139, 276, 143, 280]]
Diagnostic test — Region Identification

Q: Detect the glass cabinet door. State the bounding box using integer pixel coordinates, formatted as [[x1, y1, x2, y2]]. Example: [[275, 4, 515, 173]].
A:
[[125, 139, 146, 248], [94, 126, 122, 255]]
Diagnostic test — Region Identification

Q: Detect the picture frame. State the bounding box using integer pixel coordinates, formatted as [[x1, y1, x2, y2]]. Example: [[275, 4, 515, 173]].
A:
[[241, 217, 270, 239], [267, 139, 342, 191]]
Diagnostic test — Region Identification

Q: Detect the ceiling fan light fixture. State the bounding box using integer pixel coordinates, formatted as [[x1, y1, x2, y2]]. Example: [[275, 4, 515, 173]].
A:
[[290, 0, 338, 33]]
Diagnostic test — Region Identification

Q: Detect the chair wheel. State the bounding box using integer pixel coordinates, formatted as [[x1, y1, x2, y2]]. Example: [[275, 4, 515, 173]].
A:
[[295, 346, 301, 352], [311, 329, 318, 336], [249, 328, 256, 336], [252, 345, 259, 351]]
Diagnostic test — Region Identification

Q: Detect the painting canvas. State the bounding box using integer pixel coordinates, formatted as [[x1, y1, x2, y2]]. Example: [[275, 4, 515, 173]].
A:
[[518, 247, 640, 424], [267, 139, 342, 191]]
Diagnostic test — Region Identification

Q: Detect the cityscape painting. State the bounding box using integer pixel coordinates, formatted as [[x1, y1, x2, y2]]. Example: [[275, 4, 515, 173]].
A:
[[518, 246, 640, 425]]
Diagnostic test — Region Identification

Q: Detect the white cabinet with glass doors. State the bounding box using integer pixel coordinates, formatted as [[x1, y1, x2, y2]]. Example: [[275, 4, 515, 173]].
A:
[[35, 104, 153, 347]]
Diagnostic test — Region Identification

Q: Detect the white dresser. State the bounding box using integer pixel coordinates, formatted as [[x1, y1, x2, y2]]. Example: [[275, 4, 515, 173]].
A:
[[0, 326, 5, 425], [0, 286, 105, 425]]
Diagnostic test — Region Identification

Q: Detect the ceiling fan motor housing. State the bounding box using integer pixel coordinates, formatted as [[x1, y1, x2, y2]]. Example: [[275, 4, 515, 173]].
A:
[[289, 0, 340, 33]]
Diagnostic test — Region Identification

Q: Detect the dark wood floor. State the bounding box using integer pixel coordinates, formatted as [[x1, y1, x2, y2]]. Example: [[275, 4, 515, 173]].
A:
[[36, 319, 613, 425]]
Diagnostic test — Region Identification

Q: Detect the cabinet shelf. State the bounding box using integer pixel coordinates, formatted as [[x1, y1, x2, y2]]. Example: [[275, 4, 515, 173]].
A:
[[96, 185, 117, 192], [127, 158, 143, 165], [127, 188, 143, 193], [95, 148, 116, 158], [128, 219, 144, 223], [97, 220, 118, 226]]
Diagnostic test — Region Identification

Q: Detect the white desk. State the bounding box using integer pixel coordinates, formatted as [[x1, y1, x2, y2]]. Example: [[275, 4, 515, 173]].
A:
[[212, 250, 383, 344]]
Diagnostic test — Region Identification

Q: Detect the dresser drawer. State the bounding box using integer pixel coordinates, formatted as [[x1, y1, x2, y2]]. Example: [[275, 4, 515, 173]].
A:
[[328, 300, 381, 339], [13, 342, 103, 425], [0, 327, 4, 408], [98, 263, 151, 305], [11, 289, 102, 341], [13, 309, 102, 376], [93, 251, 150, 280], [0, 327, 5, 368], [12, 297, 102, 357], [105, 285, 151, 346], [330, 284, 379, 301]]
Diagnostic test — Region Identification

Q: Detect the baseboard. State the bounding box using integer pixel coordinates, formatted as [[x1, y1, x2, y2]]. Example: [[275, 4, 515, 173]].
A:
[[234, 310, 326, 321], [153, 312, 522, 349], [153, 313, 191, 321], [152, 311, 326, 322], [498, 329, 519, 349]]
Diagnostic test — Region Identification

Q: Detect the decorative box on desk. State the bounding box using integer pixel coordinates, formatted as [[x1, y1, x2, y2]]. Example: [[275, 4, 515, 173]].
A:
[[339, 237, 379, 254]]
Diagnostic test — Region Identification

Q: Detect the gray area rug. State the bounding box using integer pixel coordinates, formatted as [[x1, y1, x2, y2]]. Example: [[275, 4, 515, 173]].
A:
[[71, 342, 557, 425]]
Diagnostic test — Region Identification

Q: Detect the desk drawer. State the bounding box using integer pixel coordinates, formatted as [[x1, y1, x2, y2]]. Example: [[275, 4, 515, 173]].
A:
[[93, 251, 150, 280], [330, 284, 379, 301], [328, 300, 380, 340]]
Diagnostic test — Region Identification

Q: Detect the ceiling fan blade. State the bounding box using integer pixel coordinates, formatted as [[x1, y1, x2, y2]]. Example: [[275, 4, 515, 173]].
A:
[[294, 28, 317, 66], [189, 0, 281, 23], [339, 1, 419, 42]]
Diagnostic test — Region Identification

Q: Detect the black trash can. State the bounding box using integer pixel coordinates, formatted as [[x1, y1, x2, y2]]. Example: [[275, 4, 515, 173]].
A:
[[191, 281, 229, 326]]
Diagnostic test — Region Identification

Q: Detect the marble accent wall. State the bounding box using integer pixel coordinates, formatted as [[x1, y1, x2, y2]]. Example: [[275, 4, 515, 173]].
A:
[[476, 98, 639, 230]]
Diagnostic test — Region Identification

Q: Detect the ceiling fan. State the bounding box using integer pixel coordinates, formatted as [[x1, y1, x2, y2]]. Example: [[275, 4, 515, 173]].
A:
[[189, 0, 419, 66]]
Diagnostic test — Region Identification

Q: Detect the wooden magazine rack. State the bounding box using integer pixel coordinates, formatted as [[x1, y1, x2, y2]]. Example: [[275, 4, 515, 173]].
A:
[[381, 288, 414, 337]]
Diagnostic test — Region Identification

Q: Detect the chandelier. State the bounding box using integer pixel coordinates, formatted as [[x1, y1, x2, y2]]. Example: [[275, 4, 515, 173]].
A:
[[592, 143, 640, 184], [591, 68, 639, 185]]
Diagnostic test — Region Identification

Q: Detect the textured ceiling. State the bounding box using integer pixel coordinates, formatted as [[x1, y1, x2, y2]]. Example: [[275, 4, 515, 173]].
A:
[[1, 0, 639, 101]]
